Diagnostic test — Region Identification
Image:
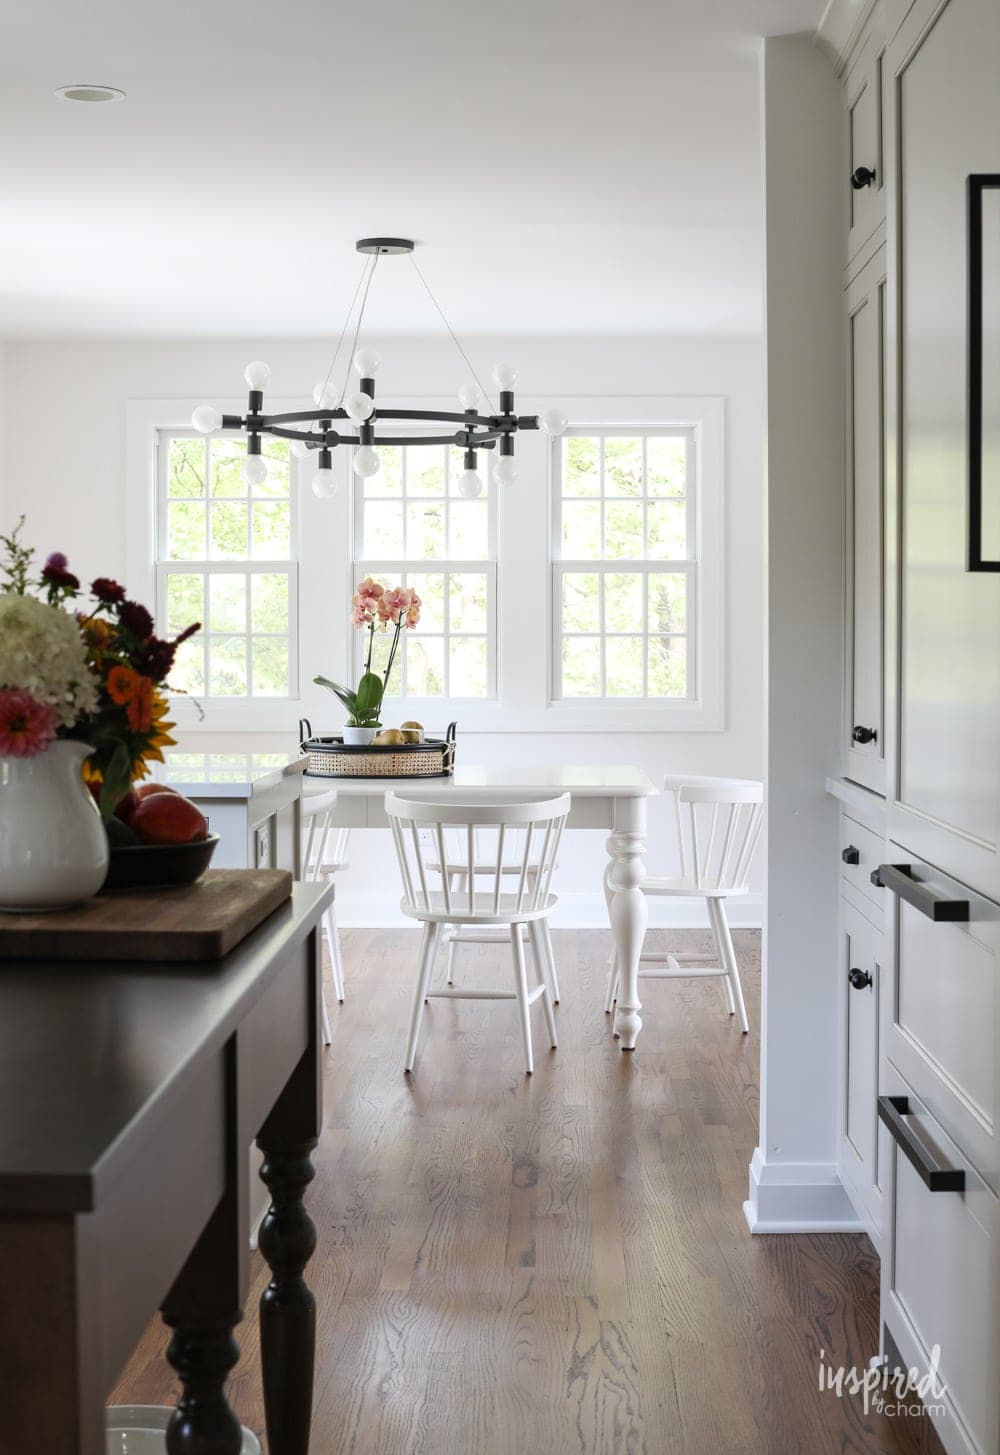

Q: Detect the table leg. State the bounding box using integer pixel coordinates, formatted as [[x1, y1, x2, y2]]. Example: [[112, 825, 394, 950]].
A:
[[256, 1028, 321, 1455], [606, 796, 648, 1051], [161, 1193, 245, 1455]]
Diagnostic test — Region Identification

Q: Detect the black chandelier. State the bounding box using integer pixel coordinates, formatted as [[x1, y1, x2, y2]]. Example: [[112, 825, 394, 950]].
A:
[[192, 237, 567, 500]]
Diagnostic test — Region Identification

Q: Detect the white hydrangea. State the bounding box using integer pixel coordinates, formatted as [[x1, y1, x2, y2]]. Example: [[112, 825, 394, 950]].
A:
[[0, 594, 98, 727]]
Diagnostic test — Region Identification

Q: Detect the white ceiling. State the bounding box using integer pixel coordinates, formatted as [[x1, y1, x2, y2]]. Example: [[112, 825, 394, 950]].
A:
[[0, 0, 823, 340]]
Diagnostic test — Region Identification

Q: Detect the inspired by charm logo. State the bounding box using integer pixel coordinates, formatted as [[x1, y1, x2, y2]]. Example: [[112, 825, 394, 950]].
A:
[[818, 1346, 947, 1418]]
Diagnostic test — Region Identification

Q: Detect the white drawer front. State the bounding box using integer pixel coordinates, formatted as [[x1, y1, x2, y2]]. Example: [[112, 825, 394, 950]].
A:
[[840, 811, 886, 914], [883, 850, 1000, 1191], [882, 1070, 1000, 1455]]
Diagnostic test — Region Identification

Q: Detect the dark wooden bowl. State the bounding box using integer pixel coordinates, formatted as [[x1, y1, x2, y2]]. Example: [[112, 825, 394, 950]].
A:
[[101, 835, 220, 893]]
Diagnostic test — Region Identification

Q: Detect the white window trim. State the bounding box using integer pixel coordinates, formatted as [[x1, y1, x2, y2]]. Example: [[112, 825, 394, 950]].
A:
[[128, 393, 724, 736]]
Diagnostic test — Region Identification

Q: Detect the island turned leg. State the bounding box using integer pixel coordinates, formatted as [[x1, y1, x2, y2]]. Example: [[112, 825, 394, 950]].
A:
[[163, 1316, 243, 1455], [256, 1024, 321, 1455], [160, 1184, 245, 1455]]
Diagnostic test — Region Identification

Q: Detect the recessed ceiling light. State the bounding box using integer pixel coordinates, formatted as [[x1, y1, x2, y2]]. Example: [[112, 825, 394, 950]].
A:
[[55, 84, 126, 104]]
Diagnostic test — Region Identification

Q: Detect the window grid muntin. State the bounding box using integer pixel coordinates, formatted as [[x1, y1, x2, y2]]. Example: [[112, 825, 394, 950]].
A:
[[553, 426, 697, 702], [156, 430, 297, 701], [353, 438, 498, 701]]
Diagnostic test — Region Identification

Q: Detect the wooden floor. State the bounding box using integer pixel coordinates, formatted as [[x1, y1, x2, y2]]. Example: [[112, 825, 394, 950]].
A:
[[113, 928, 942, 1454]]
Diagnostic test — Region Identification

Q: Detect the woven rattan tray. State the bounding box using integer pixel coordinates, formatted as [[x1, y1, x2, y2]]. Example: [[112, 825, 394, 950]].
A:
[[299, 722, 456, 779]]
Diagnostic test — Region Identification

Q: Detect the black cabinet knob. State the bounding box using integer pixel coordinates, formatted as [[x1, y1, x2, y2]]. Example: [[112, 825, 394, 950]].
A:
[[851, 165, 877, 189], [852, 724, 878, 744], [848, 967, 872, 990], [842, 845, 860, 865]]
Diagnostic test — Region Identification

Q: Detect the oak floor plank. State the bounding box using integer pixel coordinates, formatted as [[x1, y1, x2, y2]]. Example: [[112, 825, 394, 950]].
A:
[[111, 927, 942, 1454]]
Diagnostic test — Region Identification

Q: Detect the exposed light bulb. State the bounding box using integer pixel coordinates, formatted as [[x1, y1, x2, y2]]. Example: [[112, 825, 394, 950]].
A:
[[538, 408, 568, 436], [244, 360, 271, 391], [290, 440, 311, 459], [313, 381, 339, 410], [457, 469, 484, 498], [244, 455, 268, 486], [491, 457, 518, 487], [457, 381, 483, 410], [343, 391, 375, 423], [191, 405, 222, 434], [353, 347, 381, 378], [353, 445, 381, 479], [311, 467, 338, 499], [492, 362, 517, 391]]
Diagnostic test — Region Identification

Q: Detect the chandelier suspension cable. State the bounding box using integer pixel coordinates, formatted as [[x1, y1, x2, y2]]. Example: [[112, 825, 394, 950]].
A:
[[314, 251, 375, 410], [406, 251, 496, 411], [339, 248, 381, 406]]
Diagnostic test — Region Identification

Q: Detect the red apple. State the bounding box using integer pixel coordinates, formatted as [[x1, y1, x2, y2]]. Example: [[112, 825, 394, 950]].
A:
[[134, 781, 181, 801], [131, 793, 208, 845], [114, 789, 140, 825]]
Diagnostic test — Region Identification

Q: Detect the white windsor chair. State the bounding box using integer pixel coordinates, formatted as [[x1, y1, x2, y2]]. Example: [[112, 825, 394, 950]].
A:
[[301, 785, 350, 1045], [386, 791, 569, 1075]]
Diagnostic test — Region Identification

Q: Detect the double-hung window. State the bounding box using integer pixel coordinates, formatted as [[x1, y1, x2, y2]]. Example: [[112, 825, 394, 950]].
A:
[[353, 441, 497, 700], [156, 432, 298, 699], [552, 428, 696, 701]]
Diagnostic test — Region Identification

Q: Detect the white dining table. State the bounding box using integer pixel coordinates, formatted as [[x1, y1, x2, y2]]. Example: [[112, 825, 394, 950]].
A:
[[317, 764, 659, 1051]]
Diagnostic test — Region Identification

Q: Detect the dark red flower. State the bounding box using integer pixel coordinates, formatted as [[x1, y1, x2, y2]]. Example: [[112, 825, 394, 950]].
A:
[[140, 637, 177, 680], [118, 600, 154, 639], [174, 621, 201, 646], [41, 561, 80, 591], [91, 577, 126, 605]]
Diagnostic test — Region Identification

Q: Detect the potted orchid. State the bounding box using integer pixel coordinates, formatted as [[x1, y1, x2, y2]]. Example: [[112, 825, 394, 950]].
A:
[[314, 576, 421, 745]]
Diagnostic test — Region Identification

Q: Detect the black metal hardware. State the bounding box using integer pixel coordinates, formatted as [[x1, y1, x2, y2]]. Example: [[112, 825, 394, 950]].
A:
[[851, 165, 876, 189], [967, 175, 1000, 571], [875, 863, 970, 922], [852, 724, 878, 744], [842, 845, 860, 865], [848, 967, 872, 990], [877, 1095, 965, 1192], [356, 237, 415, 256]]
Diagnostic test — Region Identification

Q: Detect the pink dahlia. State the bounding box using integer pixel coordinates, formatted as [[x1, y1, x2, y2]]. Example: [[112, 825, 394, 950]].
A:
[[0, 690, 58, 758]]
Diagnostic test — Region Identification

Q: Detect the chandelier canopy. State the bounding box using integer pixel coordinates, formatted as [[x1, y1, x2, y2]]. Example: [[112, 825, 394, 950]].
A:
[[192, 238, 567, 500]]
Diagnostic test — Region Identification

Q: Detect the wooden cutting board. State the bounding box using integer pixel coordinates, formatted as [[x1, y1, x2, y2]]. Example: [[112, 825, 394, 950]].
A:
[[0, 869, 293, 962]]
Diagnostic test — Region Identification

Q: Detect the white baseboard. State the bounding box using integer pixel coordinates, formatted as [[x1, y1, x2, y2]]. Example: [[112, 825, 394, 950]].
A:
[[337, 890, 763, 931], [743, 1146, 864, 1233]]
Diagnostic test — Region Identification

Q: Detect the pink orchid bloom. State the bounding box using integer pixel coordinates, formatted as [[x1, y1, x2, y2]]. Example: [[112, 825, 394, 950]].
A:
[[356, 576, 385, 602]]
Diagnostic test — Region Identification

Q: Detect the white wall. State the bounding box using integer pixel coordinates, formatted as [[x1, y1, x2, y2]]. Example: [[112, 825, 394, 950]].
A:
[[1, 333, 764, 924], [745, 35, 855, 1233]]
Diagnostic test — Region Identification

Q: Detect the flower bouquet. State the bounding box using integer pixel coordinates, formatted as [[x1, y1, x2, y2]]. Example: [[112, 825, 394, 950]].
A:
[[314, 576, 420, 744], [0, 519, 200, 812]]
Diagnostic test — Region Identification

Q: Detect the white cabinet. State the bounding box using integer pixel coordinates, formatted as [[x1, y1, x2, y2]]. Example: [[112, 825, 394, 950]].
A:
[[881, 1064, 1000, 1455], [844, 25, 888, 268], [844, 248, 887, 793], [839, 894, 884, 1238], [887, 0, 1000, 900]]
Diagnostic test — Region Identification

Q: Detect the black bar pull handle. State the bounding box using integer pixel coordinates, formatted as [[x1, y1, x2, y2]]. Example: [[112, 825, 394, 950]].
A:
[[842, 845, 860, 865], [877, 1095, 965, 1193], [874, 863, 970, 922]]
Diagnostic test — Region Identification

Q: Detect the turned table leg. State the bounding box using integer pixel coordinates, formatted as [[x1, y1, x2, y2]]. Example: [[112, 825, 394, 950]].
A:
[[256, 1136, 318, 1455], [607, 796, 648, 1051], [163, 1315, 244, 1455]]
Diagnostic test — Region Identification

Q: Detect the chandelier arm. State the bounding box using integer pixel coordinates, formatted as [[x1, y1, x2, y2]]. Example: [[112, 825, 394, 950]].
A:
[[405, 252, 496, 410]]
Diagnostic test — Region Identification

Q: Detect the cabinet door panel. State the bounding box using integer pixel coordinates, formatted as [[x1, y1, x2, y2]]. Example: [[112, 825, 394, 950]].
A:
[[891, 0, 1000, 897], [845, 249, 887, 793], [839, 897, 882, 1233]]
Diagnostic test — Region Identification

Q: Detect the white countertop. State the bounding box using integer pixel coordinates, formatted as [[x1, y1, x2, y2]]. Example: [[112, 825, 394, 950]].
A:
[[161, 752, 306, 798], [310, 764, 658, 798]]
